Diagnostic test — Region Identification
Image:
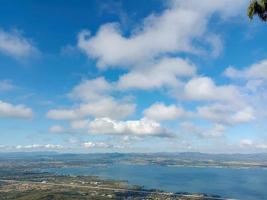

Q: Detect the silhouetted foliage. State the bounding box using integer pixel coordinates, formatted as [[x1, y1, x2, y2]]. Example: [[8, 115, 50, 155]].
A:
[[248, 0, 267, 21]]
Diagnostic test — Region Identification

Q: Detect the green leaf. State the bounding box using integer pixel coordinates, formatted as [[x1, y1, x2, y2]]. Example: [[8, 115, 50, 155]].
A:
[[247, 2, 256, 19], [258, 0, 266, 9]]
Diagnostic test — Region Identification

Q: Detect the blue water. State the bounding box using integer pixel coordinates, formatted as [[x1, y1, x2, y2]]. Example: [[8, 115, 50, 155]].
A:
[[44, 164, 267, 200]]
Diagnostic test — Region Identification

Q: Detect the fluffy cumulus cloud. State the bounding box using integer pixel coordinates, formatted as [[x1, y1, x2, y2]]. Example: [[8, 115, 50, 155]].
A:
[[78, 99, 135, 119], [78, 0, 245, 68], [47, 98, 135, 120], [144, 102, 190, 121], [117, 57, 196, 90], [182, 77, 241, 102], [0, 28, 38, 59], [69, 77, 112, 102], [88, 117, 171, 137], [0, 100, 33, 118], [68, 77, 135, 119], [170, 76, 254, 132], [225, 59, 267, 119], [47, 77, 136, 121]]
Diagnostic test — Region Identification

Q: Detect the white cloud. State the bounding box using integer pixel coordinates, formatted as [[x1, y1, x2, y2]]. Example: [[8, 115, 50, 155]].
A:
[[224, 59, 267, 120], [0, 80, 15, 92], [117, 57, 196, 90], [255, 144, 267, 150], [205, 34, 223, 58], [183, 77, 241, 102], [144, 102, 190, 121], [47, 77, 135, 121], [78, 98, 135, 119], [15, 144, 64, 150], [77, 0, 244, 68], [232, 107, 255, 123], [239, 139, 267, 150], [0, 29, 38, 59], [83, 141, 113, 149], [122, 135, 141, 143], [47, 109, 78, 120], [181, 121, 226, 138], [225, 60, 267, 80], [197, 104, 255, 125], [69, 77, 112, 102], [239, 139, 253, 147], [49, 125, 64, 133], [71, 78, 136, 119], [71, 120, 89, 129], [206, 124, 226, 138], [88, 117, 171, 137], [47, 98, 135, 120], [245, 79, 265, 92], [0, 100, 33, 118]]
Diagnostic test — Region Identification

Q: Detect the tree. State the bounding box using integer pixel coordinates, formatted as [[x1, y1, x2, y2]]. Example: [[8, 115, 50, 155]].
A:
[[248, 0, 267, 21]]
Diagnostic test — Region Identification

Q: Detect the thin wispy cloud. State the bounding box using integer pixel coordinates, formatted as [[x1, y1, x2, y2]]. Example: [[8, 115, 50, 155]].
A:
[[0, 28, 39, 59]]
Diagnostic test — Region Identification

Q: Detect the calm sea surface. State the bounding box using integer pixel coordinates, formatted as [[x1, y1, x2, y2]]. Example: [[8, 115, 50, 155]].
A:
[[44, 164, 267, 200]]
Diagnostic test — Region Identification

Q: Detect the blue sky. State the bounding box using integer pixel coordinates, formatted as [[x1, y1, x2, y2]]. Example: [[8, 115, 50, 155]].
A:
[[1, 0, 267, 153]]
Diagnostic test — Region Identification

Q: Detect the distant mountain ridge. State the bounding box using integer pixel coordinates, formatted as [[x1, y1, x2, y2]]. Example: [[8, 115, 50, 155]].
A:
[[1, 151, 267, 162]]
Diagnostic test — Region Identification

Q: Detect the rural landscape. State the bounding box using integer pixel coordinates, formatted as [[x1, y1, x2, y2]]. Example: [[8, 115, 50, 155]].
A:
[[1, 152, 267, 199]]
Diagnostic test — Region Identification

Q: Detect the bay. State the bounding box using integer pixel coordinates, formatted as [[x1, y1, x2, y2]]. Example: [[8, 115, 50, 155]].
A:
[[44, 164, 267, 200]]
